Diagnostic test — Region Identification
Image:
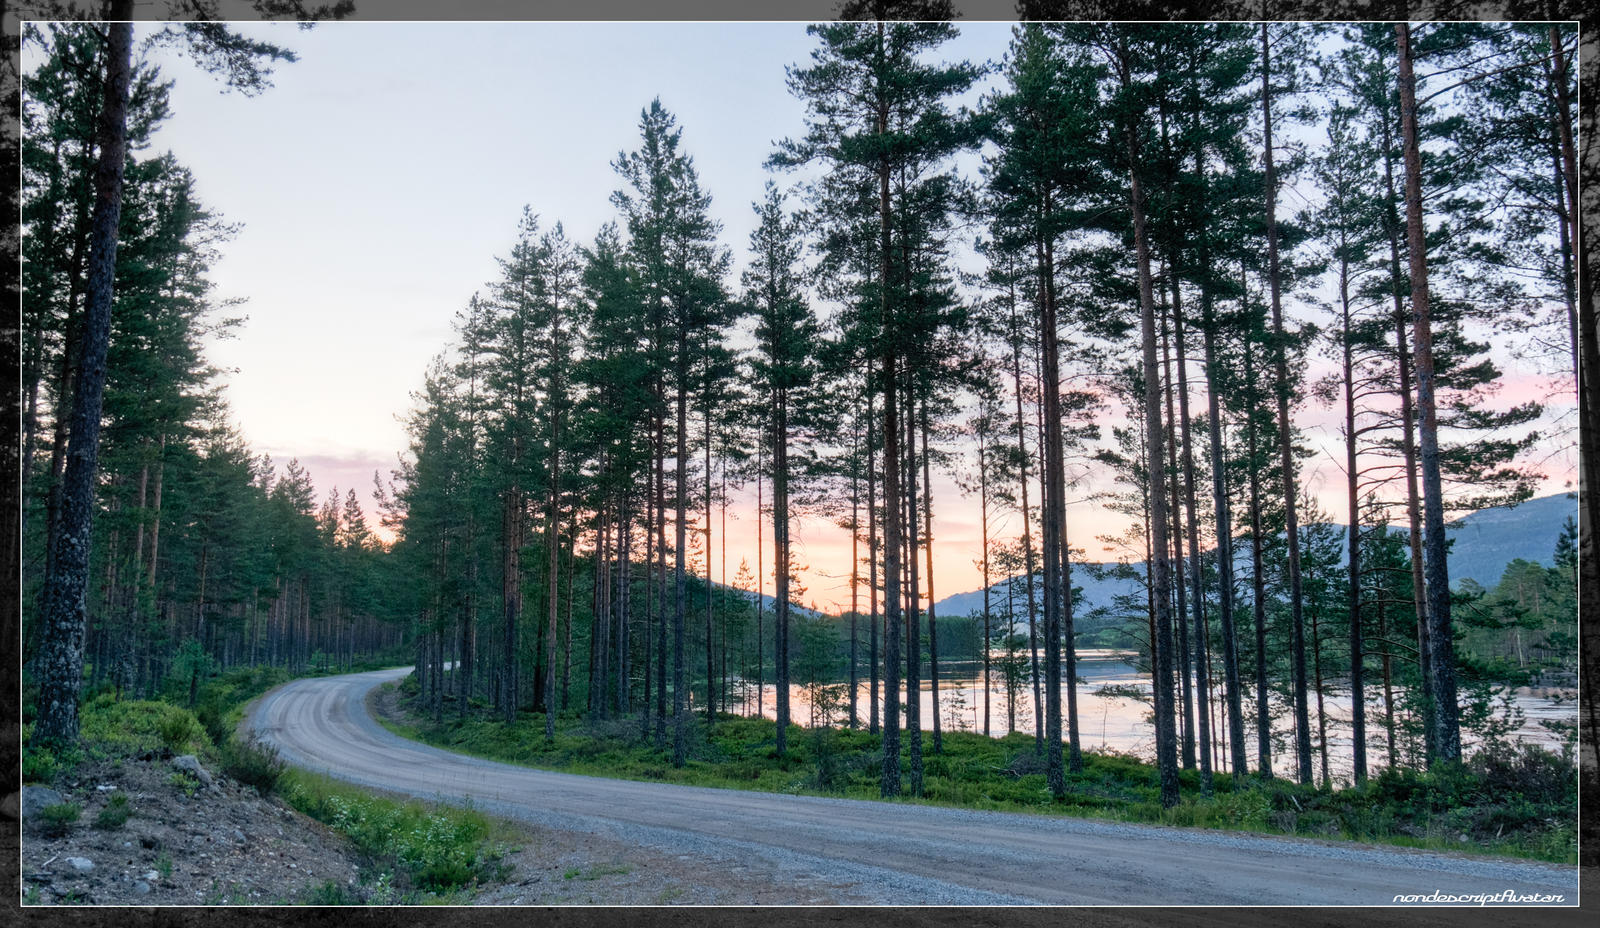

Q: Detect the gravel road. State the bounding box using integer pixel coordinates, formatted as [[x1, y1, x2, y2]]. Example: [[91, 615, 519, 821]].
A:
[[245, 666, 1579, 906]]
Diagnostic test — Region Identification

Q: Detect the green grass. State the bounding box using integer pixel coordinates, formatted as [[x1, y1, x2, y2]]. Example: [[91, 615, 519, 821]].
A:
[[278, 768, 510, 897], [376, 679, 1577, 865]]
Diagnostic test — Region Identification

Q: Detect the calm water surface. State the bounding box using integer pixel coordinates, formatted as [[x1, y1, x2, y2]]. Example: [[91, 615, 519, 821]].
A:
[[721, 649, 1575, 783]]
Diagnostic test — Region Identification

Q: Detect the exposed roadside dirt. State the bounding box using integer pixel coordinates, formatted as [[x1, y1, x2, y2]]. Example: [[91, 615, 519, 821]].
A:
[[18, 753, 370, 904]]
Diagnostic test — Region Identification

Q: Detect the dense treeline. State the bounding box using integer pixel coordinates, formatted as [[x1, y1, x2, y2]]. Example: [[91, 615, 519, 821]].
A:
[[20, 12, 397, 739], [22, 15, 1580, 811]]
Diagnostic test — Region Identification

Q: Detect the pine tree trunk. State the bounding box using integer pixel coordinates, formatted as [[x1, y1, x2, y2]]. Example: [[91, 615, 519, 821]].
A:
[[775, 386, 791, 758], [503, 485, 522, 723], [1261, 24, 1313, 785], [1396, 22, 1461, 763], [1120, 42, 1179, 806], [673, 342, 689, 767], [850, 391, 862, 729], [1161, 291, 1197, 772], [544, 435, 560, 740], [867, 384, 879, 735], [705, 400, 715, 724], [978, 423, 992, 739], [1378, 104, 1437, 763], [920, 401, 941, 755], [1340, 246, 1367, 784], [32, 11, 135, 747], [756, 442, 765, 722], [1172, 271, 1212, 791], [1009, 294, 1043, 757], [903, 383, 923, 797], [618, 504, 632, 715], [641, 445, 655, 738], [1037, 223, 1066, 798], [878, 35, 903, 796], [655, 419, 668, 747], [1245, 319, 1272, 778]]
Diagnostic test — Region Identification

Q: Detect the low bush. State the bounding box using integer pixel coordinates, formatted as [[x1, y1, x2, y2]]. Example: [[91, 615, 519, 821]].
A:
[[221, 733, 288, 796], [77, 700, 207, 761], [94, 793, 132, 829], [36, 802, 81, 837], [305, 880, 360, 905], [158, 713, 196, 754]]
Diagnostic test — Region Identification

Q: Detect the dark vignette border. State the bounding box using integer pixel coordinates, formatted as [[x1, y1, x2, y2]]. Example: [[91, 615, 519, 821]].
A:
[[2, 1, 1591, 927]]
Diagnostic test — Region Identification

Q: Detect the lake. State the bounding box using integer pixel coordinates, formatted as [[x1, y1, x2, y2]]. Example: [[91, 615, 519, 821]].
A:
[[721, 649, 1576, 784]]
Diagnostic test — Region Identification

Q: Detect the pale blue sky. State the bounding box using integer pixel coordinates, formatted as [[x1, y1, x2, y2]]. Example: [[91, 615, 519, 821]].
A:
[[139, 21, 1012, 506]]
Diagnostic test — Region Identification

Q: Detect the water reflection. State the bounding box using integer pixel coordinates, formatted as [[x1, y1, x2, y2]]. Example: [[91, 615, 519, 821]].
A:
[[722, 649, 1575, 784]]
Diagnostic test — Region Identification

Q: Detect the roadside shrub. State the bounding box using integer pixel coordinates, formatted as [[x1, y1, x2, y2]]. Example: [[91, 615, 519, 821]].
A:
[[305, 880, 359, 905], [36, 802, 81, 837], [78, 700, 205, 760], [221, 734, 287, 796], [158, 713, 196, 754], [281, 772, 503, 893], [94, 793, 131, 829], [22, 746, 59, 783], [195, 702, 231, 750], [1469, 742, 1576, 807]]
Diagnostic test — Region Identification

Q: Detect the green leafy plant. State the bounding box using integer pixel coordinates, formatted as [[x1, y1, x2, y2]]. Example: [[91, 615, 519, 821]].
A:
[[94, 793, 131, 829], [305, 880, 359, 905], [35, 802, 81, 837], [221, 733, 287, 796], [167, 771, 200, 797], [158, 713, 197, 754]]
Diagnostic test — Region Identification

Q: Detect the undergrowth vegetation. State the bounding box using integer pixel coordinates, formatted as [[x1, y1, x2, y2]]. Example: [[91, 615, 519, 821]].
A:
[[22, 661, 516, 903], [381, 678, 1577, 865], [280, 770, 510, 895]]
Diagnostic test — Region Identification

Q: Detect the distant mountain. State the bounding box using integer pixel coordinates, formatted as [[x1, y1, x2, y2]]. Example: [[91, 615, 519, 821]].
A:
[[929, 492, 1576, 623], [1443, 492, 1576, 588]]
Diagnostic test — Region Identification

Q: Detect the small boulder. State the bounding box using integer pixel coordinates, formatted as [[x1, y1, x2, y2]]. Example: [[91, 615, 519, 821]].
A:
[[142, 871, 159, 882], [132, 881, 151, 896], [65, 857, 94, 873], [171, 755, 214, 787], [19, 786, 65, 821]]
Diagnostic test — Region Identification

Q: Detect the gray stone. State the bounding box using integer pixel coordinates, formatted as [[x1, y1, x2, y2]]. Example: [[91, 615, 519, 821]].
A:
[[142, 871, 159, 882], [1, 791, 20, 820], [19, 786, 65, 820], [171, 755, 214, 787], [65, 857, 94, 873], [232, 829, 247, 843], [133, 881, 151, 895]]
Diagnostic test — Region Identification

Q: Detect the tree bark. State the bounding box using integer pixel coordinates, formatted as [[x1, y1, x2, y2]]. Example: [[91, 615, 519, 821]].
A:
[[1261, 24, 1313, 784], [32, 10, 134, 747], [1396, 22, 1461, 763], [1118, 40, 1179, 807]]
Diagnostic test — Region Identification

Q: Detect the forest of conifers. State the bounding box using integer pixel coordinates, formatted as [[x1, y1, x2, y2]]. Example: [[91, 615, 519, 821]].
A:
[[18, 14, 1587, 809]]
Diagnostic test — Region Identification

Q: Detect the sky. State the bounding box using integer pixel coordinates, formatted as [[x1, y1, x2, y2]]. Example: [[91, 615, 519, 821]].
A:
[[67, 20, 1576, 614]]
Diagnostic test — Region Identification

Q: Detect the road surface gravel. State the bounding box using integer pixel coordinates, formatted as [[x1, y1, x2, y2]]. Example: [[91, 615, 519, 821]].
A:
[[245, 666, 1579, 907]]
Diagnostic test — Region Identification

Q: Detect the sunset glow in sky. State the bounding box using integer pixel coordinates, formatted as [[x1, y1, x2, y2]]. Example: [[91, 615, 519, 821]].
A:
[[115, 20, 1576, 614]]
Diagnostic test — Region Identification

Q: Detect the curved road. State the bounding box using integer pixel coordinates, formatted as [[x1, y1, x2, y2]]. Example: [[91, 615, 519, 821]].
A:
[[246, 667, 1578, 906]]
